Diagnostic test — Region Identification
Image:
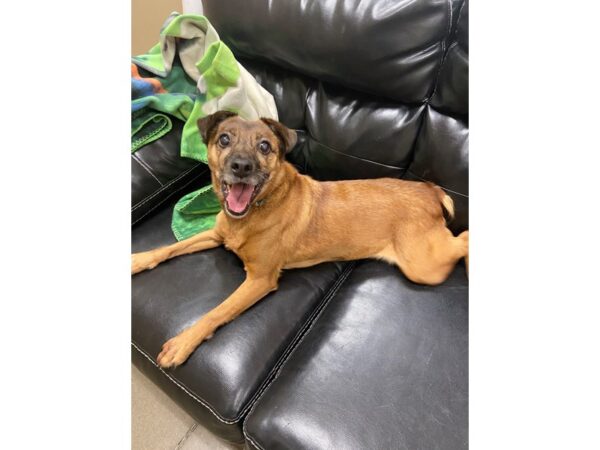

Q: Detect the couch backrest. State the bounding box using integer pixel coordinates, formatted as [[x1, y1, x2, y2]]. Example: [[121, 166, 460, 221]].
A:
[[204, 0, 469, 232]]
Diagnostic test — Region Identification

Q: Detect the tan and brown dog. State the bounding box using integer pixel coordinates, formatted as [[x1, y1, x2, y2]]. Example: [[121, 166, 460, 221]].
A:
[[132, 111, 469, 368]]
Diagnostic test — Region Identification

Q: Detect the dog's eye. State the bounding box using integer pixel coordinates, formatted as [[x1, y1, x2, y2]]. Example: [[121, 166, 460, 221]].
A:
[[218, 134, 230, 147], [258, 141, 271, 155]]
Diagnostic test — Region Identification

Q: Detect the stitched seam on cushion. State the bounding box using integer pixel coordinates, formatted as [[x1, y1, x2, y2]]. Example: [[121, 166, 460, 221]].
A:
[[132, 155, 163, 185], [132, 164, 202, 211], [238, 263, 356, 419], [445, 40, 459, 55], [303, 95, 409, 172], [455, 0, 468, 45], [427, 0, 454, 102], [132, 164, 205, 211], [406, 169, 468, 198], [301, 87, 312, 173], [242, 262, 357, 450], [131, 170, 208, 226], [305, 106, 408, 171], [245, 438, 260, 450], [428, 44, 469, 119], [131, 341, 239, 424], [400, 104, 429, 178], [310, 135, 407, 171], [242, 263, 356, 449], [132, 170, 207, 226]]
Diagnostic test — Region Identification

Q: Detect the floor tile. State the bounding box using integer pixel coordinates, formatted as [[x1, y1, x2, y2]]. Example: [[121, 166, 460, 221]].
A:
[[132, 365, 241, 450], [132, 365, 195, 450], [179, 423, 242, 450]]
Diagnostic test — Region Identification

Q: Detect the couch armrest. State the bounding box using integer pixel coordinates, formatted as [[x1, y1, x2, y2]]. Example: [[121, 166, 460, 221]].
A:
[[131, 117, 210, 226]]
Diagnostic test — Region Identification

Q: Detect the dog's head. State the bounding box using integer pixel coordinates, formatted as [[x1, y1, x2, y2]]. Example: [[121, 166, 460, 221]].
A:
[[198, 111, 297, 219]]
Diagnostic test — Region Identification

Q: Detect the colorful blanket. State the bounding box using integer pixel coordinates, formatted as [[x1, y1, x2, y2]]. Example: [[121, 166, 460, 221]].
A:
[[131, 12, 278, 240]]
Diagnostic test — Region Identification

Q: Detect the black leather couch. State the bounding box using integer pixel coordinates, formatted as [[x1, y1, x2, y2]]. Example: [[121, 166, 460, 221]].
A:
[[132, 0, 469, 448]]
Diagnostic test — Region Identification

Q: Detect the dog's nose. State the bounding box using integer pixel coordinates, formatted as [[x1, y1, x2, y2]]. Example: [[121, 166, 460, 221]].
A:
[[229, 157, 255, 177]]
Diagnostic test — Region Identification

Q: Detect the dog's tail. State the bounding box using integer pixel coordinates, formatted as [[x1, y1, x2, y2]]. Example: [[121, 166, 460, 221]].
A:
[[428, 182, 455, 222]]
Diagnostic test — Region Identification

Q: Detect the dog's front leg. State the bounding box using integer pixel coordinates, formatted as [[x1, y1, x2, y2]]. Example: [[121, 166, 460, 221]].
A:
[[156, 271, 279, 368], [131, 229, 223, 274]]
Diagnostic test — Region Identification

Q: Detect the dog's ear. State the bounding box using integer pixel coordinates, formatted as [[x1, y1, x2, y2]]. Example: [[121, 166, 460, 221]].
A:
[[198, 111, 238, 143], [260, 118, 298, 158]]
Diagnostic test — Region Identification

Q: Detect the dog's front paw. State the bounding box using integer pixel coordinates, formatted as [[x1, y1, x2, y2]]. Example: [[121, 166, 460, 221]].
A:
[[131, 252, 158, 275], [157, 333, 197, 368]]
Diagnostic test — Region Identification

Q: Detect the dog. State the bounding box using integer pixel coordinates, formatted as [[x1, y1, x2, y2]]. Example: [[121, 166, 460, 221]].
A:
[[131, 111, 469, 368]]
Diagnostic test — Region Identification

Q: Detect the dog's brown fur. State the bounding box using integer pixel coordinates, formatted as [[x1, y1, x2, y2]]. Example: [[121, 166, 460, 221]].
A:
[[132, 112, 469, 368]]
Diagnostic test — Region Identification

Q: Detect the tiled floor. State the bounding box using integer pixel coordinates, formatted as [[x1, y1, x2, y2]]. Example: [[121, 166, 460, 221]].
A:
[[132, 364, 241, 450]]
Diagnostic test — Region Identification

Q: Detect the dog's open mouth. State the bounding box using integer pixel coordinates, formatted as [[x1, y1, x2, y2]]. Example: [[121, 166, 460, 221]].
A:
[[222, 181, 262, 217]]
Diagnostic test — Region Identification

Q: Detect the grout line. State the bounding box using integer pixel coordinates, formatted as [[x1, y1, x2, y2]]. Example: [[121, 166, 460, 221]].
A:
[[175, 422, 198, 450]]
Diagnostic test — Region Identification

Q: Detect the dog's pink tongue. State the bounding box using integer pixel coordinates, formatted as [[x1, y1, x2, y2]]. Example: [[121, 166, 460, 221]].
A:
[[226, 183, 253, 213]]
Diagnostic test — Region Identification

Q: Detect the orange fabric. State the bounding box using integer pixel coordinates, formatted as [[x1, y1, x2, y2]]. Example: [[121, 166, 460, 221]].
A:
[[131, 64, 167, 94]]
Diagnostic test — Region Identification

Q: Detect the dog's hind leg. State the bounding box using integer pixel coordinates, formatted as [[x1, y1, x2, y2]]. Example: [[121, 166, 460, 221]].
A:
[[156, 268, 280, 367], [393, 226, 468, 286], [131, 228, 223, 274]]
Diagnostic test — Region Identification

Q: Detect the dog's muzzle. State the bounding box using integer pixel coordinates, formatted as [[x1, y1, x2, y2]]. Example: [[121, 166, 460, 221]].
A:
[[220, 159, 267, 218]]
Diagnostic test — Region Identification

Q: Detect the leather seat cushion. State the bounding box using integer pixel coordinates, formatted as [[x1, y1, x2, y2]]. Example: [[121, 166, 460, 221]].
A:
[[131, 201, 350, 442], [244, 259, 468, 450]]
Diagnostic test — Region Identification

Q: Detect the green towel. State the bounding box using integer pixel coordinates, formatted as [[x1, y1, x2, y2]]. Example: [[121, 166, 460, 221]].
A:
[[171, 185, 222, 241], [131, 111, 173, 153], [131, 12, 278, 240]]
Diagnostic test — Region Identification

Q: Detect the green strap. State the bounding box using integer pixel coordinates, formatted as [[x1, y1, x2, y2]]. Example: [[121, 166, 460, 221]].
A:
[[131, 113, 173, 153]]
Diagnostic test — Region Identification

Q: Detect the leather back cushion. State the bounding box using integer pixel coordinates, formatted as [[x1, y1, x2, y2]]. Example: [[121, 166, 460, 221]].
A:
[[203, 0, 450, 103], [204, 0, 469, 231]]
